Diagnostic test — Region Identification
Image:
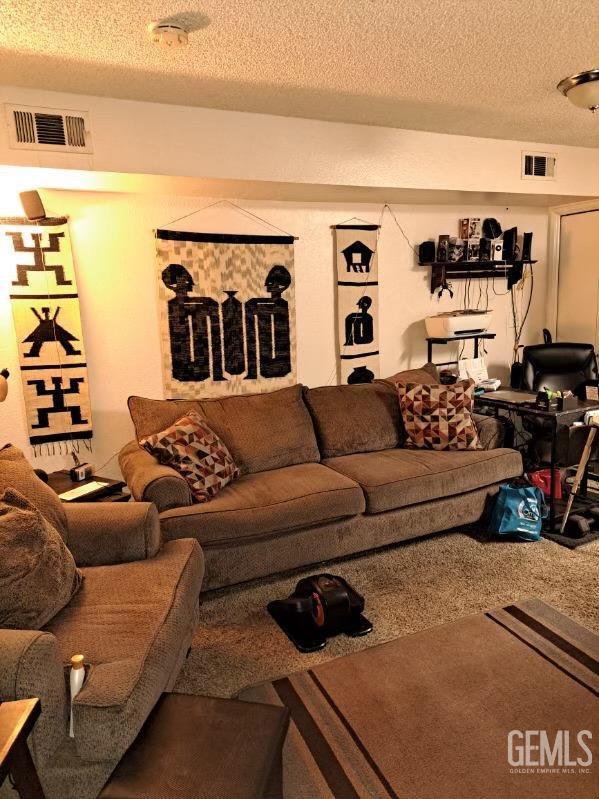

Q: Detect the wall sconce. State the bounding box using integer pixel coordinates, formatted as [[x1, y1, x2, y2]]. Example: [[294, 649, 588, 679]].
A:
[[0, 369, 9, 403], [19, 190, 47, 221]]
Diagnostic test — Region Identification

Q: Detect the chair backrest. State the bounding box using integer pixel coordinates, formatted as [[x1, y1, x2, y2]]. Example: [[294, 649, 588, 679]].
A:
[[521, 342, 598, 393]]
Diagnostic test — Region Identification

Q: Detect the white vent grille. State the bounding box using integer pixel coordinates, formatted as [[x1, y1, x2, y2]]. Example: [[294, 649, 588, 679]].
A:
[[5, 104, 92, 153], [522, 151, 556, 180]]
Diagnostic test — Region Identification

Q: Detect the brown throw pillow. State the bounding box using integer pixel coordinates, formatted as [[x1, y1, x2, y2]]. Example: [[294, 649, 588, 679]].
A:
[[0, 489, 82, 630], [140, 411, 240, 503], [397, 380, 481, 451]]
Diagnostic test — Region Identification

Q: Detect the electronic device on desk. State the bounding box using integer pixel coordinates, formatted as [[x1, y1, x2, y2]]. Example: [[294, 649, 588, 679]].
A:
[[479, 378, 501, 391], [425, 310, 492, 338], [59, 481, 112, 502], [70, 452, 93, 482]]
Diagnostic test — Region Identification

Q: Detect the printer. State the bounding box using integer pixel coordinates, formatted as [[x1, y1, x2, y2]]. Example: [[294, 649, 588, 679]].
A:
[[425, 310, 492, 338]]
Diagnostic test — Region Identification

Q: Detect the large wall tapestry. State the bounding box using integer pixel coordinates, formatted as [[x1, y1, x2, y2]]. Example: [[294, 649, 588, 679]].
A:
[[333, 223, 380, 384], [1, 217, 92, 455], [156, 230, 296, 398]]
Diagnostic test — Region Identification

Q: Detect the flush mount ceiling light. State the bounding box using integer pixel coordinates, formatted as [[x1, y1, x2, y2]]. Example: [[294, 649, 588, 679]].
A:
[[557, 69, 599, 113], [148, 22, 189, 48]]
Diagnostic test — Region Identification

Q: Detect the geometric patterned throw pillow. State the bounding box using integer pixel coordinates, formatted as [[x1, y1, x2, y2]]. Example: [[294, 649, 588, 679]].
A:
[[397, 380, 481, 451], [140, 411, 240, 503]]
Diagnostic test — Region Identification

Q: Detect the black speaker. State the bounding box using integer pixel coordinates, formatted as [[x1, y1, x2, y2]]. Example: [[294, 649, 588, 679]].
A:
[[502, 227, 517, 262], [521, 232, 533, 262], [419, 241, 436, 264], [19, 190, 46, 222]]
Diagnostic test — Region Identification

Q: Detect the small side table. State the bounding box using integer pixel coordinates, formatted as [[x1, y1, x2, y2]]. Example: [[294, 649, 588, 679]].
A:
[[0, 698, 46, 799], [47, 470, 130, 503]]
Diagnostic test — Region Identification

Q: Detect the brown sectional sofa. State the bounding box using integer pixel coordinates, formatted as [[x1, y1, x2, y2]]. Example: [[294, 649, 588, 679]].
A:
[[119, 368, 523, 591]]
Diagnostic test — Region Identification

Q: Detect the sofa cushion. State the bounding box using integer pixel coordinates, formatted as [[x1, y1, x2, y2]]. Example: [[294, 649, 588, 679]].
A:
[[397, 380, 482, 451], [44, 538, 204, 762], [159, 463, 365, 545], [303, 382, 402, 458], [0, 489, 82, 630], [379, 362, 440, 389], [0, 445, 68, 541], [140, 411, 240, 502], [129, 385, 320, 475], [323, 447, 523, 514]]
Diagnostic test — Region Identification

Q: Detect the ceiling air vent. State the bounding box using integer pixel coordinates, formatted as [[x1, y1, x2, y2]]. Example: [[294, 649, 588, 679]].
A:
[[522, 151, 556, 180], [5, 104, 93, 154]]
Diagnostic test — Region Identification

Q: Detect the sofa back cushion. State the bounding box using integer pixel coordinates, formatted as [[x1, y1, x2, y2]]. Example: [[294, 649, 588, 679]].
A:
[[379, 362, 440, 389], [0, 488, 82, 629], [304, 382, 402, 458], [0, 445, 68, 541], [129, 385, 320, 475]]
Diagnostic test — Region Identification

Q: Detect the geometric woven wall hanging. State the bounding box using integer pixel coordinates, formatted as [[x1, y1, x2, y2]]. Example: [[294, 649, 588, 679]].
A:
[[1, 217, 92, 455], [156, 229, 296, 399], [333, 222, 381, 385]]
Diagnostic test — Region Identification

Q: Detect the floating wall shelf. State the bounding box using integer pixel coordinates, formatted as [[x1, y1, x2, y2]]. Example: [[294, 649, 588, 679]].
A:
[[420, 260, 538, 293]]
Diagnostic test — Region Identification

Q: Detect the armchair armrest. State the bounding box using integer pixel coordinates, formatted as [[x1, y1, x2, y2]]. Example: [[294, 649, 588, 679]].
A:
[[64, 502, 161, 566], [0, 630, 66, 766], [472, 412, 506, 450], [119, 440, 193, 512]]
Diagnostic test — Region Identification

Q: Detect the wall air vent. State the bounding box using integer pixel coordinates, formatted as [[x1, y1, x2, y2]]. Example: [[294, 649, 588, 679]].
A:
[[521, 151, 556, 180], [5, 104, 93, 154]]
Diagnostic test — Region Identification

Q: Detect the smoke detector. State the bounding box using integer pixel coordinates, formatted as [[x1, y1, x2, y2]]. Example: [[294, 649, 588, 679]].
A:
[[148, 22, 189, 47]]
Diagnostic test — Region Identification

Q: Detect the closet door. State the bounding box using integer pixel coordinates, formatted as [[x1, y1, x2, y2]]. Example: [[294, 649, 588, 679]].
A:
[[557, 210, 599, 347]]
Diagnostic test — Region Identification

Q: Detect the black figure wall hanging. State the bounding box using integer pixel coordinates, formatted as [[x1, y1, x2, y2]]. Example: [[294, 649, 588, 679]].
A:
[[333, 222, 381, 384], [1, 217, 93, 454], [156, 228, 297, 398]]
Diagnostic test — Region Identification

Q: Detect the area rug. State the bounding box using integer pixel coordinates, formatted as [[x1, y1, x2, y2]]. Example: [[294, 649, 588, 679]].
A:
[[174, 530, 599, 700]]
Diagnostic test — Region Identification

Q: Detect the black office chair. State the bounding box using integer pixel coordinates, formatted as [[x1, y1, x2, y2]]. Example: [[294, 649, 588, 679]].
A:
[[518, 338, 598, 396], [515, 336, 599, 467]]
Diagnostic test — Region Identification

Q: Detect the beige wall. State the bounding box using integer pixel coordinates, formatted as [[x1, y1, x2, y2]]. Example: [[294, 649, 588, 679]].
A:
[[1, 85, 599, 199], [0, 190, 548, 477]]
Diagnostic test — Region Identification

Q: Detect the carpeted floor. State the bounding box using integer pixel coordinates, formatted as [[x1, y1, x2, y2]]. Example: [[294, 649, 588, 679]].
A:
[[174, 530, 599, 699]]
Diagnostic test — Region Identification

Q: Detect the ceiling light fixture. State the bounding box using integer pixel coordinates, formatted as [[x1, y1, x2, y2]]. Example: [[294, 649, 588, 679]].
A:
[[148, 22, 189, 48], [557, 69, 599, 113]]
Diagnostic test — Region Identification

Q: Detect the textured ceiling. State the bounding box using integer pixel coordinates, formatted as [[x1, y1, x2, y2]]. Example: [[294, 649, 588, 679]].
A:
[[1, 0, 599, 147]]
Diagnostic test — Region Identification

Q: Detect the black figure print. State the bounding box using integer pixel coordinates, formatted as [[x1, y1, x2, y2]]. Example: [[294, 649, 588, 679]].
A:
[[342, 240, 375, 274], [23, 307, 81, 358], [344, 296, 374, 346], [27, 376, 88, 429], [222, 291, 246, 375], [7, 232, 72, 287], [162, 264, 225, 382], [347, 365, 375, 384], [245, 265, 292, 380]]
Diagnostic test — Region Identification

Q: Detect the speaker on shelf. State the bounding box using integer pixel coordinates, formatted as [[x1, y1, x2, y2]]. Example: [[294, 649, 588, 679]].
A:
[[502, 227, 517, 261], [419, 241, 436, 263], [521, 232, 533, 262], [19, 190, 47, 222]]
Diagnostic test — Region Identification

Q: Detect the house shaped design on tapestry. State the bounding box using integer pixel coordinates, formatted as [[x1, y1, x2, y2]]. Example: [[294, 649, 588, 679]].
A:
[[342, 240, 375, 274]]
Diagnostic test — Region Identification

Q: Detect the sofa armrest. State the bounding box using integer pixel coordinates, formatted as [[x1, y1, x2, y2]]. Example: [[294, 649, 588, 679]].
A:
[[65, 502, 161, 566], [0, 629, 67, 766], [472, 412, 505, 450], [119, 440, 193, 512]]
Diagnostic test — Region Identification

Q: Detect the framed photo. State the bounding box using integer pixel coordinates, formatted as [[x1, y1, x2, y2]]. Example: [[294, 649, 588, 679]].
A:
[[468, 218, 482, 239]]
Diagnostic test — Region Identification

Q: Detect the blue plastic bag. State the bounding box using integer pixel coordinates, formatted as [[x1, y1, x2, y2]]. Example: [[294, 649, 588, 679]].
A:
[[488, 483, 547, 541]]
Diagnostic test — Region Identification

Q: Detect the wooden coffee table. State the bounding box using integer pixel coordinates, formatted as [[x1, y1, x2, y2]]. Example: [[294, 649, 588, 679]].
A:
[[240, 598, 598, 799]]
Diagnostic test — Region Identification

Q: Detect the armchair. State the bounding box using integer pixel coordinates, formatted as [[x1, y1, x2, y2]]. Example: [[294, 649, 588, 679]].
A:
[[0, 447, 204, 799]]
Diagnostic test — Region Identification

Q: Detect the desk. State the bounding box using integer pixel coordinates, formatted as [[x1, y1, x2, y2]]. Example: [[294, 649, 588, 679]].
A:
[[474, 389, 599, 532]]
